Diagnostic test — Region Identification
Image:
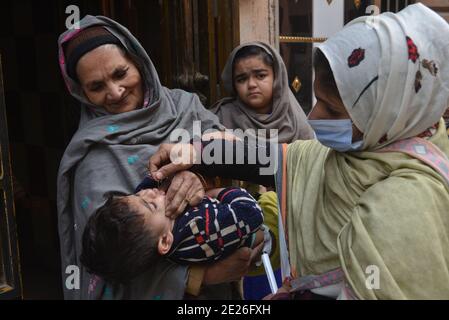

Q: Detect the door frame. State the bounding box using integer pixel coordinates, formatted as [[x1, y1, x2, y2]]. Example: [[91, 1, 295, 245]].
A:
[[0, 54, 22, 300]]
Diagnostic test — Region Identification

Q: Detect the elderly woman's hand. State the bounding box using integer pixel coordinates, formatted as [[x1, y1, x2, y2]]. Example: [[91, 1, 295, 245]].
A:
[[148, 143, 197, 181], [165, 171, 204, 218]]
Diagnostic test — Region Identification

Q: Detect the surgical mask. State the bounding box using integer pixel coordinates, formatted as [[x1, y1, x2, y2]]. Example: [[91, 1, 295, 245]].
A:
[[308, 119, 363, 152]]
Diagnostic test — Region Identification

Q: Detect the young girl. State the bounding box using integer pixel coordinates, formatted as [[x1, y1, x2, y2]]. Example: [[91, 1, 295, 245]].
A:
[[211, 42, 314, 143], [212, 42, 314, 300]]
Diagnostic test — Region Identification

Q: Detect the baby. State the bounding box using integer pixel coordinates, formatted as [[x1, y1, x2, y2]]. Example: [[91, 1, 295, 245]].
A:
[[80, 175, 264, 284]]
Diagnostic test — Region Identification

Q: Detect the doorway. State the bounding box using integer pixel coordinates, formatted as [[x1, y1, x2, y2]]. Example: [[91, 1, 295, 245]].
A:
[[278, 0, 386, 115]]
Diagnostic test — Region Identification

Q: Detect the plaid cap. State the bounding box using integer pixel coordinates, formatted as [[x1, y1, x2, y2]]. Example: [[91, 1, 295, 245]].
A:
[[64, 26, 122, 82]]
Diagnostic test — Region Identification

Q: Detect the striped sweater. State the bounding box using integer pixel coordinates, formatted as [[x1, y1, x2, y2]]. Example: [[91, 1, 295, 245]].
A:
[[167, 187, 264, 264]]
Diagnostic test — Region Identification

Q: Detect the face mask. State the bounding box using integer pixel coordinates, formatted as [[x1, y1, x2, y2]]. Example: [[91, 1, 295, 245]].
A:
[[308, 119, 363, 152]]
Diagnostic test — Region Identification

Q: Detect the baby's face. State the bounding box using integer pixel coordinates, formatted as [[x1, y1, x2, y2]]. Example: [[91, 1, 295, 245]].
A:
[[126, 188, 171, 235]]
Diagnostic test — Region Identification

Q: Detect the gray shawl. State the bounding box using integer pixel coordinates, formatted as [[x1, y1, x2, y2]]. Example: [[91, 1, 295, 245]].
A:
[[211, 42, 314, 143], [57, 15, 225, 300]]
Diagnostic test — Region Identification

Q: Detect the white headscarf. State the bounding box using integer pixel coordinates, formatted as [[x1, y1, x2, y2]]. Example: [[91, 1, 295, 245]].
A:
[[316, 3, 449, 150]]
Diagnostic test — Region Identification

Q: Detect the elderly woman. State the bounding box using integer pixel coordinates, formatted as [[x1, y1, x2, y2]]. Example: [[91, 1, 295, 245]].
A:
[[149, 4, 449, 299], [57, 15, 259, 300]]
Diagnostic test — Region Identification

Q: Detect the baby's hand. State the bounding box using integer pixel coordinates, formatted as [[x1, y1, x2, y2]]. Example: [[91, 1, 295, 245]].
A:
[[253, 229, 265, 249], [205, 188, 225, 199]]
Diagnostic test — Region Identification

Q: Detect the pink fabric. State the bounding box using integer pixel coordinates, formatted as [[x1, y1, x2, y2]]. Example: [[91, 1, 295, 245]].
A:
[[87, 275, 100, 299], [291, 268, 345, 292], [59, 28, 85, 92], [378, 137, 449, 186]]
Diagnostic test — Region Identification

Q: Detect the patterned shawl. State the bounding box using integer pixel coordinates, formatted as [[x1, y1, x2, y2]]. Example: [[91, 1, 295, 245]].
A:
[[283, 3, 449, 299]]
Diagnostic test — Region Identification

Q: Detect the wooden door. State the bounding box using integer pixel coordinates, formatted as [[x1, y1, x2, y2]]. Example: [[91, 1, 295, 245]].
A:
[[278, 0, 376, 114], [0, 55, 22, 300], [159, 0, 240, 106], [99, 0, 239, 107]]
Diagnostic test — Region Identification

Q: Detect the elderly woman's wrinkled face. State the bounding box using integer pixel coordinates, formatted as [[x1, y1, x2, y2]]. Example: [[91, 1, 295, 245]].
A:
[[77, 44, 144, 114]]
